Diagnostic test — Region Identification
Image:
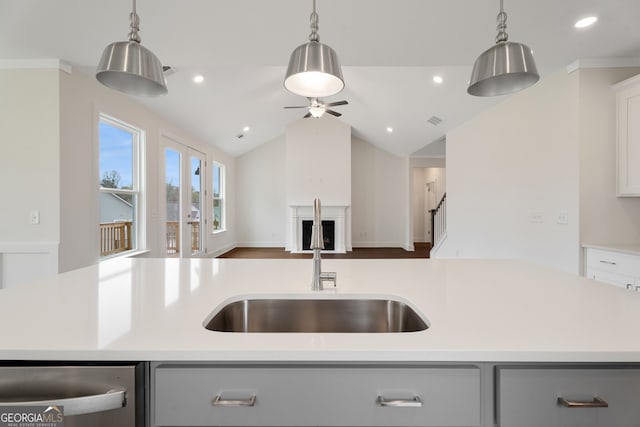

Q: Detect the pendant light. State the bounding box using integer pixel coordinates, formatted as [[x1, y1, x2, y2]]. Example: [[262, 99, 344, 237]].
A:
[[284, 0, 344, 98], [467, 0, 539, 97], [96, 0, 167, 97]]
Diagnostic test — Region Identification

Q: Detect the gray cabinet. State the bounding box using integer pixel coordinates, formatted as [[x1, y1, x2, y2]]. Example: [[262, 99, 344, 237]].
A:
[[150, 362, 640, 427], [496, 366, 640, 427], [151, 363, 482, 427]]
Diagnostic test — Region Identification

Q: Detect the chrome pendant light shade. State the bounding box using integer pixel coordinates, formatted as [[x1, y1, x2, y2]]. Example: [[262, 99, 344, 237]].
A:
[[285, 42, 344, 98], [284, 0, 344, 98], [97, 41, 166, 96], [468, 0, 539, 97], [96, 0, 167, 96]]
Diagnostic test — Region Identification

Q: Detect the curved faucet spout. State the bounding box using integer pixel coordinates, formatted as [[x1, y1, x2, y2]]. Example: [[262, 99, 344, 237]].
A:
[[310, 198, 324, 250]]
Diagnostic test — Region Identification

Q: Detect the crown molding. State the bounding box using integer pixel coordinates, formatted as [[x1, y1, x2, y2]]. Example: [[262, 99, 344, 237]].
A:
[[0, 59, 72, 74], [566, 58, 640, 74]]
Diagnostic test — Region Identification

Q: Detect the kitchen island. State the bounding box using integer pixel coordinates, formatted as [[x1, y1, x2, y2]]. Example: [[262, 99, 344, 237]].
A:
[[0, 257, 638, 362], [1, 258, 640, 426]]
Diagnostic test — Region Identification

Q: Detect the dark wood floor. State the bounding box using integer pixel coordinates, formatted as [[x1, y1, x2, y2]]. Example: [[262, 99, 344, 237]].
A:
[[218, 242, 431, 259]]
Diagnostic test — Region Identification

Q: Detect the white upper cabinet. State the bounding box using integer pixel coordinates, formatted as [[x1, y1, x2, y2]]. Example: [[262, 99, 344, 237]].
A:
[[615, 74, 640, 196]]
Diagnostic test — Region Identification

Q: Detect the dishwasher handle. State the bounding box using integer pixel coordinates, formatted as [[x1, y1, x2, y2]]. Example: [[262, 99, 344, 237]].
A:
[[0, 388, 126, 416]]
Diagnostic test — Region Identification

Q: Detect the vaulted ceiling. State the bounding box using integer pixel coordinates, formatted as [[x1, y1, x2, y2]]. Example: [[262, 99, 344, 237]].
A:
[[1, 0, 639, 157]]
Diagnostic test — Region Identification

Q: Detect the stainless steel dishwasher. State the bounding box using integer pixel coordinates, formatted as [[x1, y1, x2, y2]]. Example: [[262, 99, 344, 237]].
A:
[[0, 362, 146, 427]]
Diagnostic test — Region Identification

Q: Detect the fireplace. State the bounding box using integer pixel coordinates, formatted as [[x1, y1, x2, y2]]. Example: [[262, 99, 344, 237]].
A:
[[287, 205, 349, 253], [302, 220, 335, 251]]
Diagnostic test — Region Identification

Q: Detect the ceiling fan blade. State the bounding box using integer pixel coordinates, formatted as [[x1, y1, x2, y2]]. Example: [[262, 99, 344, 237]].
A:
[[326, 109, 342, 117], [284, 106, 308, 109], [303, 112, 312, 118], [325, 100, 348, 107]]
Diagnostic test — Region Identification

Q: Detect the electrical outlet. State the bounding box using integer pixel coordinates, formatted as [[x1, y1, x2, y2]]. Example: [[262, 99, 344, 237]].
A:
[[30, 210, 40, 225], [529, 211, 544, 223], [557, 211, 569, 225]]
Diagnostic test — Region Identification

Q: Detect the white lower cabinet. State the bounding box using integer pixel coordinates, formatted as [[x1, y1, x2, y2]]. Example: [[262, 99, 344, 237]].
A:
[[496, 366, 640, 427], [151, 364, 482, 427], [584, 247, 640, 292]]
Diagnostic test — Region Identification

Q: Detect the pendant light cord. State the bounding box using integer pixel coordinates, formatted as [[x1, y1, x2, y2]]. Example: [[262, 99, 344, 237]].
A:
[[308, 0, 320, 42], [495, 0, 508, 44], [128, 0, 142, 43]]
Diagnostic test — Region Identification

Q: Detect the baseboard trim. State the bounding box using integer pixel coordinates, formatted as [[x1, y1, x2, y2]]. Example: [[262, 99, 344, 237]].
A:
[[207, 242, 237, 258], [234, 241, 286, 248], [352, 241, 407, 249], [429, 232, 448, 258]]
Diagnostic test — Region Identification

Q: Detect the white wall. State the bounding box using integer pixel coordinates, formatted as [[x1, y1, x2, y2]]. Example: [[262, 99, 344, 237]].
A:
[[351, 137, 409, 248], [236, 131, 411, 249], [285, 115, 351, 206], [0, 68, 60, 288], [437, 69, 581, 273], [578, 68, 640, 251], [236, 135, 287, 246], [56, 68, 235, 271]]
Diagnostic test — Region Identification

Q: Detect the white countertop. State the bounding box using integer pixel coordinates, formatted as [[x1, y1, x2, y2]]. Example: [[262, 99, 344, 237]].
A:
[[582, 243, 640, 256], [1, 258, 640, 363]]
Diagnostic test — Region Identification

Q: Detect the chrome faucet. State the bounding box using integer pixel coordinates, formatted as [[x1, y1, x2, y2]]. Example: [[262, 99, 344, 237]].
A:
[[310, 198, 337, 291]]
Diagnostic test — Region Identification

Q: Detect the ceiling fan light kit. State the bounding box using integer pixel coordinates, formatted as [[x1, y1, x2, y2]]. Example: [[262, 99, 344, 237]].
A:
[[96, 0, 167, 97], [309, 105, 326, 118], [468, 0, 539, 97], [284, 98, 348, 119], [284, 0, 345, 98]]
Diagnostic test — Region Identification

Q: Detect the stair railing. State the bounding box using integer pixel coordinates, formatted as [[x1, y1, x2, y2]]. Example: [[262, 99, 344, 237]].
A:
[[430, 193, 447, 247]]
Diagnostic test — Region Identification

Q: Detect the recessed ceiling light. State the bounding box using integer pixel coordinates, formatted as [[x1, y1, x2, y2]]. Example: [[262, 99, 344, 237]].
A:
[[433, 75, 444, 84], [193, 74, 204, 83], [575, 16, 598, 28], [243, 126, 251, 132], [386, 127, 394, 133]]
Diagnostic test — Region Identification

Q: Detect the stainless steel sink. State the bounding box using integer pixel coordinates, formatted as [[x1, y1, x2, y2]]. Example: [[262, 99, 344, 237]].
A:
[[204, 297, 429, 333]]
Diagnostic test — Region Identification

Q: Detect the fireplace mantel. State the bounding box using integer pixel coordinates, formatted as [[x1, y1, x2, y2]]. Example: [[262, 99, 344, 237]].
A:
[[287, 205, 349, 253]]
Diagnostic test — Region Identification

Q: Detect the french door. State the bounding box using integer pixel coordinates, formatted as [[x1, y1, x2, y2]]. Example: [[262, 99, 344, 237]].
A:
[[161, 135, 206, 257]]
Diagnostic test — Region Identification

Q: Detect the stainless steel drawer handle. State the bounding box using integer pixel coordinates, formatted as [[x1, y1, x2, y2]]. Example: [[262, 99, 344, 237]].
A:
[[557, 396, 609, 408], [212, 395, 256, 407], [377, 396, 422, 408], [0, 389, 126, 416], [599, 260, 617, 265]]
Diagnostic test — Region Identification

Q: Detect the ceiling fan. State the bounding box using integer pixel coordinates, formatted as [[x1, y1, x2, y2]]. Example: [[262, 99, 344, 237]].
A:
[[284, 97, 348, 118]]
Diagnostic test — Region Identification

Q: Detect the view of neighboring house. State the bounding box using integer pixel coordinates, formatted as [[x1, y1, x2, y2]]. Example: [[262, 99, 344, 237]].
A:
[[99, 192, 132, 224]]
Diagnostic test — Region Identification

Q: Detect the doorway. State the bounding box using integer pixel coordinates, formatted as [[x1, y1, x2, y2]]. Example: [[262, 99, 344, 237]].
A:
[[161, 135, 206, 257], [411, 166, 445, 245], [424, 181, 437, 243]]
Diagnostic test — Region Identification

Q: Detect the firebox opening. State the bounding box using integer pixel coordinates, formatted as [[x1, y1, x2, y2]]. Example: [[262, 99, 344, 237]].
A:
[[302, 220, 335, 251]]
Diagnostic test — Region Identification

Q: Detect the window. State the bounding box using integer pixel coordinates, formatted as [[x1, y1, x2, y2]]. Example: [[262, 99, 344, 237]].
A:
[[99, 115, 145, 257], [212, 162, 225, 232]]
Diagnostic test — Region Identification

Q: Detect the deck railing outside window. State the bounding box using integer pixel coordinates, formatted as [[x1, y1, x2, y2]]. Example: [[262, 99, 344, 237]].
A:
[[99, 221, 132, 256], [100, 221, 200, 257]]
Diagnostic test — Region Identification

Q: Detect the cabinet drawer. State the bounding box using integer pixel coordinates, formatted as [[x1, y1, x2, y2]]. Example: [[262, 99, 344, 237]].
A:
[[497, 366, 640, 427], [586, 268, 637, 290], [585, 248, 640, 277], [154, 365, 481, 426]]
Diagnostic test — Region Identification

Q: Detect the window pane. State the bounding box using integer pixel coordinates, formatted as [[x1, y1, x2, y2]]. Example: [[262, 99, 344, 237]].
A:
[[213, 164, 221, 198], [190, 157, 202, 254], [165, 148, 180, 256], [99, 121, 134, 189], [99, 116, 142, 258], [191, 157, 201, 215], [213, 199, 222, 231]]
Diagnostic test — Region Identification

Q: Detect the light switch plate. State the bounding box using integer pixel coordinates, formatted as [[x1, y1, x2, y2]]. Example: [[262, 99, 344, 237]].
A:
[[557, 211, 569, 225], [529, 211, 544, 223], [30, 210, 40, 225]]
